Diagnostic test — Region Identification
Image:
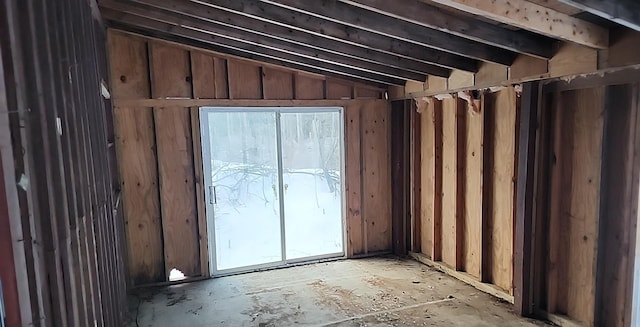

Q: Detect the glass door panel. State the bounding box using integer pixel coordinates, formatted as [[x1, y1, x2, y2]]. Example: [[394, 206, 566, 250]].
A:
[[280, 111, 344, 260], [203, 111, 282, 271]]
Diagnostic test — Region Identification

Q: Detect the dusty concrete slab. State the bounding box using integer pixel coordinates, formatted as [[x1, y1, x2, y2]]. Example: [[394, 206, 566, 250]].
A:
[[128, 257, 549, 326]]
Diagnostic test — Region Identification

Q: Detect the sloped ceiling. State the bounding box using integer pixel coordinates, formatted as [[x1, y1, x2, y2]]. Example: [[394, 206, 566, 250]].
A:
[[99, 0, 638, 87]]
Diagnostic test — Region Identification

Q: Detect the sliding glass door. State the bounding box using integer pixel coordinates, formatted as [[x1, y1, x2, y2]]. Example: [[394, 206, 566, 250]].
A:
[[200, 107, 344, 275]]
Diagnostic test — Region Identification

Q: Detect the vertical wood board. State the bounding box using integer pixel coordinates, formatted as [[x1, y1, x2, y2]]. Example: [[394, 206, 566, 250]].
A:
[[227, 60, 262, 99], [464, 100, 483, 279], [346, 103, 364, 256], [191, 51, 216, 99], [262, 68, 294, 100], [362, 101, 392, 252], [441, 98, 458, 268]]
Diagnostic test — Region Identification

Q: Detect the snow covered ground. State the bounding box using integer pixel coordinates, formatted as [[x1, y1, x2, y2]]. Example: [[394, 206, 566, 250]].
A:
[[211, 162, 343, 271]]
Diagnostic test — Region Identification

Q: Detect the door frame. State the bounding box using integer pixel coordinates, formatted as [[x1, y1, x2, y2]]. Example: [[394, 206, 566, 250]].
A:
[[199, 106, 347, 277]]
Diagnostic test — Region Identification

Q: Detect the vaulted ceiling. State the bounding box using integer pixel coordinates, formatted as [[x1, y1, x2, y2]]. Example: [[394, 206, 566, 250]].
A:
[[99, 0, 640, 86]]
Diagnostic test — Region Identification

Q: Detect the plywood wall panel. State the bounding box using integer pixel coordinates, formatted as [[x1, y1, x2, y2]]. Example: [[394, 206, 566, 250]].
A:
[[191, 52, 216, 99], [346, 103, 364, 256], [113, 107, 164, 284], [213, 58, 229, 99], [548, 88, 604, 324], [327, 80, 353, 100], [362, 102, 392, 252], [108, 32, 165, 284], [262, 68, 294, 100], [485, 87, 517, 294], [227, 60, 262, 99], [150, 42, 200, 278], [464, 100, 483, 279], [441, 99, 458, 268], [295, 74, 325, 100], [154, 108, 200, 277], [419, 100, 436, 258]]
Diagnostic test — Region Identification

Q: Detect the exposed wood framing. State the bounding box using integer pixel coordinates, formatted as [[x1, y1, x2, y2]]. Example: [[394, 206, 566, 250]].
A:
[[557, 0, 640, 31], [430, 0, 609, 49], [341, 0, 554, 58]]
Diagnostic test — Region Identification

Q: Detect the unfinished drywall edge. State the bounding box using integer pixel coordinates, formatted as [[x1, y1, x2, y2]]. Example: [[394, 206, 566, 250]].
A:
[[391, 63, 640, 100], [409, 252, 514, 304]]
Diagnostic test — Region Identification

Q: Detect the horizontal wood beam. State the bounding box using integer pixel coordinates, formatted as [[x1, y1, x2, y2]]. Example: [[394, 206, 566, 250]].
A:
[[429, 0, 609, 49], [557, 0, 640, 31], [129, 0, 477, 72], [341, 0, 554, 58], [102, 11, 403, 85], [112, 98, 384, 108], [100, 1, 432, 81], [262, 0, 518, 64]]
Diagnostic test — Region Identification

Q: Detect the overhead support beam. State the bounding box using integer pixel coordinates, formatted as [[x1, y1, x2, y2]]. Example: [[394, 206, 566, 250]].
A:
[[100, 9, 405, 86], [100, 1, 432, 82], [341, 0, 554, 59], [260, 0, 518, 64], [129, 0, 477, 72], [557, 0, 640, 31], [429, 0, 609, 49]]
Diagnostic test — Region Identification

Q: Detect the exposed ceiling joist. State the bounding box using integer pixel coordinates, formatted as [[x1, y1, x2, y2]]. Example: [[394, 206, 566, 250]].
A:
[[556, 0, 640, 31], [260, 0, 518, 64], [100, 8, 406, 85], [340, 0, 554, 59], [149, 0, 477, 72], [429, 0, 609, 49], [100, 1, 433, 82]]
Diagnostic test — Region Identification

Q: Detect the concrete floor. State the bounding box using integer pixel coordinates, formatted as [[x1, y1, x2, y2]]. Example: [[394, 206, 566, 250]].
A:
[[128, 257, 549, 326]]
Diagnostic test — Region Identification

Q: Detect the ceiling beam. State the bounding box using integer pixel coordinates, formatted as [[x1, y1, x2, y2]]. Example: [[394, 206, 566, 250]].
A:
[[100, 1, 433, 81], [129, 0, 478, 72], [429, 0, 609, 49], [556, 0, 640, 31], [341, 0, 554, 58], [100, 8, 406, 85], [260, 0, 518, 64]]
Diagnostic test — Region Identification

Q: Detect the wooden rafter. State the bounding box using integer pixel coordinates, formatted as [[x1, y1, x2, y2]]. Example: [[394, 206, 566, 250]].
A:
[[341, 0, 554, 59], [260, 0, 518, 64], [429, 0, 609, 49], [130, 0, 478, 72], [557, 0, 640, 31], [100, 1, 434, 81], [101, 9, 405, 85]]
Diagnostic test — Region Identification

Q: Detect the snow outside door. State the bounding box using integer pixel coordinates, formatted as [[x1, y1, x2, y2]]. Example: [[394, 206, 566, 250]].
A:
[[200, 108, 345, 276]]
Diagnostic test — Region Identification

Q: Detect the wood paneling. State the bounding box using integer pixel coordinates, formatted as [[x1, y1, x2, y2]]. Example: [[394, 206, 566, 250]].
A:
[[346, 103, 364, 256], [362, 101, 392, 252], [419, 99, 439, 260], [327, 80, 353, 100], [548, 88, 604, 324], [441, 98, 459, 268], [262, 68, 294, 100], [109, 33, 164, 284], [463, 99, 483, 279], [228, 60, 262, 99], [108, 31, 391, 284], [484, 87, 517, 294]]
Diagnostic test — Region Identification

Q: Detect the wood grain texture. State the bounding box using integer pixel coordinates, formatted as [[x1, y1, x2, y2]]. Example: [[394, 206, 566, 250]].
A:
[[108, 32, 165, 284], [190, 107, 209, 277], [190, 51, 216, 99], [548, 43, 598, 77], [150, 42, 200, 278], [262, 68, 294, 100], [463, 100, 483, 279], [430, 0, 609, 48], [346, 103, 364, 256], [548, 88, 604, 325], [485, 87, 517, 294], [327, 80, 353, 100], [227, 60, 262, 99], [476, 62, 509, 86], [509, 54, 548, 80], [362, 101, 392, 252], [441, 98, 458, 268], [419, 99, 436, 258], [295, 74, 325, 100], [213, 58, 229, 99]]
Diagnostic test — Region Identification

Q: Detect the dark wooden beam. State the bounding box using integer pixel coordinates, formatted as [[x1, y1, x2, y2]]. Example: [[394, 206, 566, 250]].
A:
[[100, 1, 436, 81], [101, 10, 402, 86], [514, 81, 539, 316], [126, 0, 478, 72], [341, 0, 554, 59], [259, 0, 517, 65], [557, 0, 640, 31]]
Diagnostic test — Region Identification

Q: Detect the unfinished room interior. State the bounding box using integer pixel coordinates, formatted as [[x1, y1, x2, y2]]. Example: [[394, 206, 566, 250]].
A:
[[3, 0, 640, 326]]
